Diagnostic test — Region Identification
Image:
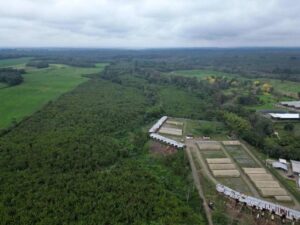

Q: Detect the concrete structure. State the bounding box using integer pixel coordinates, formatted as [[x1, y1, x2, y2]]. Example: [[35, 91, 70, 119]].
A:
[[150, 133, 185, 149], [272, 162, 288, 172], [291, 160, 300, 175], [216, 184, 300, 220], [149, 116, 167, 133], [269, 113, 300, 120]]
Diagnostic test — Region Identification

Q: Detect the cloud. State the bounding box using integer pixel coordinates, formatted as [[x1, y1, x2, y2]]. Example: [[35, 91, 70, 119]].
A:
[[0, 0, 299, 47]]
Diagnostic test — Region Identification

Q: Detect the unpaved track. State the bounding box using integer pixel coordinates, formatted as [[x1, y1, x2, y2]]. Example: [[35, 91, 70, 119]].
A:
[[185, 144, 214, 225]]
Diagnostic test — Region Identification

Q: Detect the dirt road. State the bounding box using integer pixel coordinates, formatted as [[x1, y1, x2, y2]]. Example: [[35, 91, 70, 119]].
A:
[[185, 142, 214, 225]]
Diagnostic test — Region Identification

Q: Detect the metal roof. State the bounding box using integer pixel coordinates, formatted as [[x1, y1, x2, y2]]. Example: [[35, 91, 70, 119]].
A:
[[272, 162, 288, 171], [150, 133, 185, 148], [217, 184, 300, 220], [269, 113, 299, 119], [291, 160, 300, 174], [149, 116, 168, 133], [280, 101, 300, 108]]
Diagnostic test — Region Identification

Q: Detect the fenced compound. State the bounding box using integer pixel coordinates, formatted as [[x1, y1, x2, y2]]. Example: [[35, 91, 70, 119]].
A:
[[216, 184, 300, 220]]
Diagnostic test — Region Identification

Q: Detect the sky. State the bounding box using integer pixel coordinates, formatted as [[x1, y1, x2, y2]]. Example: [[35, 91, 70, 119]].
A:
[[0, 0, 300, 48]]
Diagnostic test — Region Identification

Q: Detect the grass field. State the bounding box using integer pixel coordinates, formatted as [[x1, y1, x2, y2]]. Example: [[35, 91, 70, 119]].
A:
[[0, 64, 106, 129], [262, 79, 300, 95], [185, 119, 227, 139], [0, 57, 32, 68]]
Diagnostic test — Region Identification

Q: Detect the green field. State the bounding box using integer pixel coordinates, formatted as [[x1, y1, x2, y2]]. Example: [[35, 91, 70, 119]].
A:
[[0, 57, 32, 68], [166, 69, 238, 80], [261, 79, 300, 95], [0, 64, 106, 128]]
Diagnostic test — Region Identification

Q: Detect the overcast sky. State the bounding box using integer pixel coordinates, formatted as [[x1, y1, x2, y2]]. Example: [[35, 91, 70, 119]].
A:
[[0, 0, 300, 48]]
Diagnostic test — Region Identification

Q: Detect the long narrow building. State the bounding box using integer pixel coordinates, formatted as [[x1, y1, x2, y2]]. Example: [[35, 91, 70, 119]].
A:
[[149, 116, 168, 133], [150, 133, 185, 149], [217, 184, 300, 220]]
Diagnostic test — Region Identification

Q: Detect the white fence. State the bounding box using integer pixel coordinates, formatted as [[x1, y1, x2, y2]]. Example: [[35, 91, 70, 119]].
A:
[[216, 184, 300, 220]]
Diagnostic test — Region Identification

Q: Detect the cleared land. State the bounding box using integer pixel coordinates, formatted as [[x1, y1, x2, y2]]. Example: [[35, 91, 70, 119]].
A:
[[159, 127, 183, 136], [197, 141, 221, 150], [206, 158, 232, 164], [0, 64, 106, 128], [212, 170, 240, 177], [208, 163, 236, 170]]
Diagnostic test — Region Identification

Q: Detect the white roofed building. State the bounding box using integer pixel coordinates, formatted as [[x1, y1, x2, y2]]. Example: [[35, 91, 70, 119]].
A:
[[272, 161, 288, 171], [291, 160, 300, 175], [150, 133, 185, 149], [269, 113, 299, 120], [149, 116, 168, 133]]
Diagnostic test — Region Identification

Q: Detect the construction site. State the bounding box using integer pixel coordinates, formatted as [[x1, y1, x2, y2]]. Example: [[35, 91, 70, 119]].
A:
[[149, 116, 300, 224]]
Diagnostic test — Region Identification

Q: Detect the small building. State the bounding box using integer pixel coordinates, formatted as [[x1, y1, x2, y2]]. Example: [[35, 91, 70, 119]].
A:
[[272, 161, 288, 172], [280, 101, 300, 109], [291, 160, 300, 175], [279, 158, 287, 164], [269, 113, 300, 120]]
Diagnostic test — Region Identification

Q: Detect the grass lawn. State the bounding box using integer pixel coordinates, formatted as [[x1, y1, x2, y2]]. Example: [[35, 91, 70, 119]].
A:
[[0, 57, 32, 68], [0, 64, 106, 129]]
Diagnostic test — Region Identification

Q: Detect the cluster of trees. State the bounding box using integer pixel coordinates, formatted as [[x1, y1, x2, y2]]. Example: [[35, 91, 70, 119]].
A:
[[0, 68, 25, 86], [0, 68, 207, 224], [26, 61, 49, 68]]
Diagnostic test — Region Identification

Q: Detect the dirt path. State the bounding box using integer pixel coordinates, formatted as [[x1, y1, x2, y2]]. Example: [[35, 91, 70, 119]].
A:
[[185, 144, 214, 225]]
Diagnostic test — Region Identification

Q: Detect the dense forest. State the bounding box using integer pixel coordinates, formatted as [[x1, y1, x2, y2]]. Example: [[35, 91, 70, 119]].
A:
[[0, 71, 209, 224], [0, 48, 299, 224], [0, 68, 25, 86]]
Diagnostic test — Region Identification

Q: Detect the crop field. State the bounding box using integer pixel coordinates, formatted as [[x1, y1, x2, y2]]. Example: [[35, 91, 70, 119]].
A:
[[0, 64, 106, 128], [224, 145, 258, 168], [201, 150, 226, 158], [159, 126, 182, 136], [0, 57, 32, 68]]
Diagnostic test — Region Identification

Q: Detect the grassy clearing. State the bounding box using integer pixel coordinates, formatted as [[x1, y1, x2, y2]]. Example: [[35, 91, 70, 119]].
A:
[[185, 119, 227, 139], [262, 79, 300, 95], [0, 57, 32, 68], [218, 177, 252, 195], [0, 64, 106, 129]]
